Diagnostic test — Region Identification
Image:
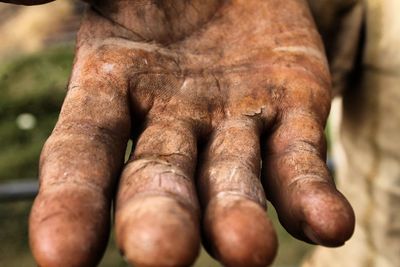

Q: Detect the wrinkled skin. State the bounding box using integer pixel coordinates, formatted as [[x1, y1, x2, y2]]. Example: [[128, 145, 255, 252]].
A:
[[3, 0, 355, 266]]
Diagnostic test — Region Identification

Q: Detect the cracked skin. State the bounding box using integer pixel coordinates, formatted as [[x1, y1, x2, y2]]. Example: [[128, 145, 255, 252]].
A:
[[1, 0, 356, 267]]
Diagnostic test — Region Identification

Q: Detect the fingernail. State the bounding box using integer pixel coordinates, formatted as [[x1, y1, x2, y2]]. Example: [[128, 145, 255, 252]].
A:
[[302, 224, 323, 245]]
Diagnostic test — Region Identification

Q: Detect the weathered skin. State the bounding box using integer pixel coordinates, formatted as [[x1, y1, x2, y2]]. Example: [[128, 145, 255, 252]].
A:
[[3, 0, 355, 266]]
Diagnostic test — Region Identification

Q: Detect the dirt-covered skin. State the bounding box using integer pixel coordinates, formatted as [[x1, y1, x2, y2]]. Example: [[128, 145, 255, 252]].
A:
[[2, 0, 355, 266]]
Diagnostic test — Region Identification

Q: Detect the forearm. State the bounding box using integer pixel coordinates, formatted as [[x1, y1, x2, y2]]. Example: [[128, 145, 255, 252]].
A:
[[0, 0, 55, 5]]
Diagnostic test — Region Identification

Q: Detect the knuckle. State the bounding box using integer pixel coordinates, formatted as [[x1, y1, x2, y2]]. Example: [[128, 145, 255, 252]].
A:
[[118, 158, 198, 210], [124, 158, 189, 180]]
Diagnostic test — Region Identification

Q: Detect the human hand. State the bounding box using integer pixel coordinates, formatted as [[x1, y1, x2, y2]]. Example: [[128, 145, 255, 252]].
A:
[[29, 1, 355, 266]]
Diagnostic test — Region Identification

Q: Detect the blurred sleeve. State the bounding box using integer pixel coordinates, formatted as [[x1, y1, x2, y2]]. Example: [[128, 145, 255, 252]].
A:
[[307, 0, 364, 95]]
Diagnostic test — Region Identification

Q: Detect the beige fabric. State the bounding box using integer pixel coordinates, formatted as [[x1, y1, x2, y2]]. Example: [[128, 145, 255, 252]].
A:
[[0, 0, 78, 59], [303, 0, 400, 266], [307, 0, 363, 95]]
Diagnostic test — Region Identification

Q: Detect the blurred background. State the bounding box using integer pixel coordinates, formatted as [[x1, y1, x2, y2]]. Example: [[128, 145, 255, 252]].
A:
[[0, 1, 315, 266]]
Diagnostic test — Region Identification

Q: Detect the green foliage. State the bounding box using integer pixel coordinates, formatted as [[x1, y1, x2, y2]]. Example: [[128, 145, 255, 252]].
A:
[[0, 46, 74, 180]]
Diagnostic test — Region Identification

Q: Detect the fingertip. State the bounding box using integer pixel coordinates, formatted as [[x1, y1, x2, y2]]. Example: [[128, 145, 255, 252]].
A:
[[116, 196, 200, 267], [205, 196, 277, 267], [31, 232, 102, 267], [300, 184, 355, 247], [30, 193, 109, 267]]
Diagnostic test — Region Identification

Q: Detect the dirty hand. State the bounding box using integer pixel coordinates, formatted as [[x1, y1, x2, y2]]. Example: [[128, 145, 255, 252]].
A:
[[28, 1, 355, 267]]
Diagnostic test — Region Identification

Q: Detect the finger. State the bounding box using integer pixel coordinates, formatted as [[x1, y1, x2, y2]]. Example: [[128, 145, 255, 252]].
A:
[[115, 119, 200, 267], [29, 59, 131, 266], [199, 119, 277, 267], [262, 110, 355, 247]]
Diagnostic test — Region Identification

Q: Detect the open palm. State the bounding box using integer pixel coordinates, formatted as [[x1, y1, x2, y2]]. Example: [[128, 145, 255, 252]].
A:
[[28, 1, 355, 267]]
